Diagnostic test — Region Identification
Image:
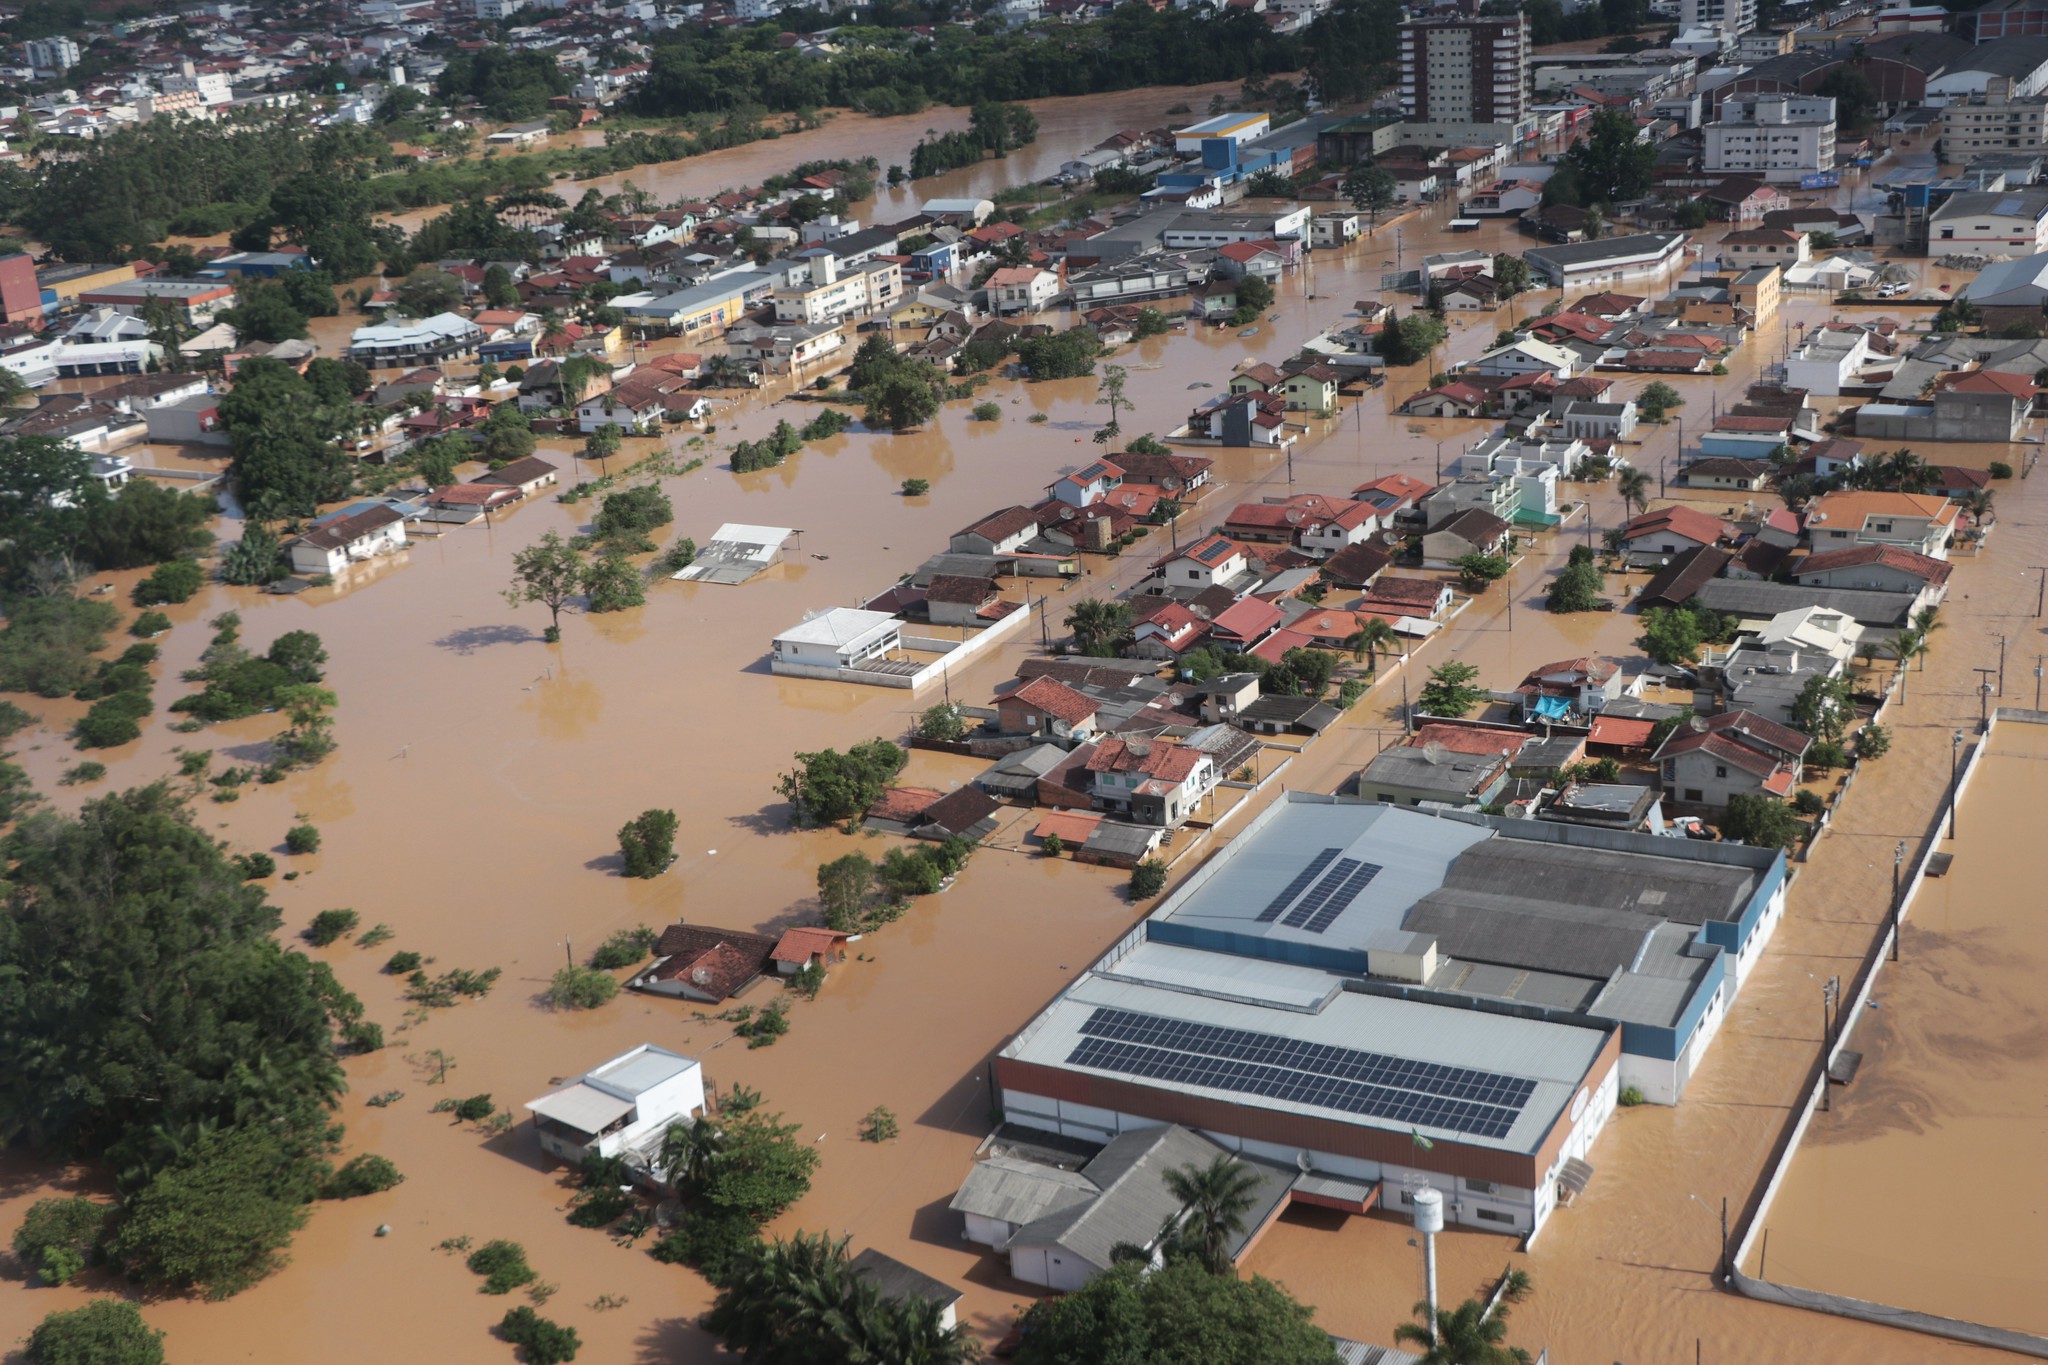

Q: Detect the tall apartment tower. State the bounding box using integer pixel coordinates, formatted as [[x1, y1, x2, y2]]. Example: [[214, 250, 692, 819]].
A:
[[1679, 0, 1757, 41], [1397, 14, 1531, 127]]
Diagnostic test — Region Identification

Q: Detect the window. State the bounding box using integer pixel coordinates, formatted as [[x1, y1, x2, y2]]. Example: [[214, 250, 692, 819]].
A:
[[1715, 765, 1728, 778], [1464, 1178, 1499, 1195], [1476, 1208, 1518, 1225], [1685, 788, 1704, 802]]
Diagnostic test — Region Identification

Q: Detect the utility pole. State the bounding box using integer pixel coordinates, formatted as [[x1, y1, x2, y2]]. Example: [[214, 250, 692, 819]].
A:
[[1973, 668, 1996, 727], [1997, 634, 2007, 694], [2034, 565, 2047, 618], [1891, 840, 1905, 963], [2036, 655, 2045, 711], [1950, 729, 1964, 840]]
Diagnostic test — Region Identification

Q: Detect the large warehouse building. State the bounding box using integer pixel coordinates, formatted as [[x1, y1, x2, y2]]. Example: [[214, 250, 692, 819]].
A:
[[991, 795, 1788, 1241]]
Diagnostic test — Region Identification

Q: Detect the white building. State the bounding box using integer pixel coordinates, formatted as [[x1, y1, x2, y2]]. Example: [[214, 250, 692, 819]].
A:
[[285, 504, 408, 576], [1679, 0, 1754, 42], [771, 607, 904, 677], [23, 36, 80, 74], [1703, 96, 1836, 183], [523, 1043, 706, 1166]]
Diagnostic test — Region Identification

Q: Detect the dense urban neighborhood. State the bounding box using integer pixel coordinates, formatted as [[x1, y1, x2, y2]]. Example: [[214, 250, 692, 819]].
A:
[[0, 0, 2046, 1360]]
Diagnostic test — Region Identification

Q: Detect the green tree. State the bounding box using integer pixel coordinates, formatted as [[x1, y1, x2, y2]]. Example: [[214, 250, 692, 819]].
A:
[[705, 1230, 977, 1363], [1066, 599, 1134, 657], [699, 1107, 821, 1224], [218, 358, 351, 517], [1344, 162, 1397, 227], [1096, 363, 1130, 444], [504, 530, 586, 635], [109, 1125, 320, 1298], [618, 808, 678, 878], [1636, 606, 1705, 666], [592, 483, 673, 552], [221, 280, 309, 343], [1561, 109, 1654, 205], [1244, 168, 1296, 197], [581, 552, 646, 613], [483, 263, 520, 309], [1790, 672, 1852, 740], [1161, 1155, 1263, 1274], [395, 268, 466, 318], [25, 1299, 164, 1365], [1816, 65, 1877, 128], [218, 525, 288, 586], [1346, 617, 1398, 676], [1636, 381, 1682, 423], [1455, 552, 1510, 589], [776, 740, 907, 823], [1417, 661, 1484, 718], [1017, 1258, 1330, 1365], [817, 852, 875, 931], [0, 435, 93, 586], [1234, 275, 1275, 317], [77, 480, 215, 571], [1280, 646, 1337, 698], [1491, 253, 1532, 297], [915, 701, 967, 741], [1721, 791, 1802, 849], [13, 1197, 111, 1286], [1615, 467, 1651, 521], [1545, 561, 1604, 614], [1130, 858, 1168, 899], [865, 371, 941, 430], [499, 1307, 581, 1365], [657, 1116, 726, 1197], [1394, 1293, 1532, 1365]]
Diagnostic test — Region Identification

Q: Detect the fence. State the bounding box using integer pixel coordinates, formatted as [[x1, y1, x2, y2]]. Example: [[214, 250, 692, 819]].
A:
[[1726, 710, 2048, 1358]]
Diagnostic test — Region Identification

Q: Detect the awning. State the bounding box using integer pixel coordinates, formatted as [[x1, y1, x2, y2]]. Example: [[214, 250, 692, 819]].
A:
[[1532, 695, 1571, 721], [524, 1083, 632, 1136]]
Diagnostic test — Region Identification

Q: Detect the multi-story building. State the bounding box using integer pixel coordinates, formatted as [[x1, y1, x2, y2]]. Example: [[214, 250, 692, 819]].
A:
[[1938, 78, 2048, 157], [23, 36, 80, 74], [1680, 0, 1755, 41], [1398, 15, 1530, 127], [1702, 95, 1836, 183]]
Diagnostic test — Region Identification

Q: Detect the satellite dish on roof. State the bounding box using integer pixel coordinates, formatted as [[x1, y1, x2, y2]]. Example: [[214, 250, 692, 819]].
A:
[[1423, 741, 1447, 765], [1690, 716, 1708, 732]]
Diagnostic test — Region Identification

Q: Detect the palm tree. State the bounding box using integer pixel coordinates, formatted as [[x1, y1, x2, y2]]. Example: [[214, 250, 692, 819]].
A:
[[1910, 605, 1942, 668], [1891, 629, 1925, 701], [1392, 1296, 1532, 1365], [1160, 1155, 1263, 1274], [702, 353, 746, 389], [656, 1117, 724, 1196], [1346, 616, 1398, 678], [1064, 598, 1132, 658], [1616, 468, 1651, 523], [1881, 447, 1931, 493]]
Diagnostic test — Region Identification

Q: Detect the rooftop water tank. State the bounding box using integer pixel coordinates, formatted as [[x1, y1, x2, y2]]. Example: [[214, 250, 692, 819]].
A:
[[1412, 1185, 1445, 1235]]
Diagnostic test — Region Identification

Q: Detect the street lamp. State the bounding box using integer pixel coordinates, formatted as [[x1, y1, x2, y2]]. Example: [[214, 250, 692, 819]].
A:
[[1950, 729, 1963, 840], [1891, 839, 1906, 963]]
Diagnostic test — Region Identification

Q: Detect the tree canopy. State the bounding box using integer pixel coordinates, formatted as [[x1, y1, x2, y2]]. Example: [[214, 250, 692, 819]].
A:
[[0, 784, 350, 1297], [1015, 1259, 1331, 1365], [218, 358, 353, 517]]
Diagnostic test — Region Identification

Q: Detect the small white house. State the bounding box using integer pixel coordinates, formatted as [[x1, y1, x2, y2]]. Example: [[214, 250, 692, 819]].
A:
[[286, 504, 407, 576], [523, 1043, 706, 1165], [771, 607, 903, 675]]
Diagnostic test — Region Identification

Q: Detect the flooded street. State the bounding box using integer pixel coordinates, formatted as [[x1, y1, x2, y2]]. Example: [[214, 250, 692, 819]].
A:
[[1753, 720, 2048, 1335], [4, 105, 2047, 1364]]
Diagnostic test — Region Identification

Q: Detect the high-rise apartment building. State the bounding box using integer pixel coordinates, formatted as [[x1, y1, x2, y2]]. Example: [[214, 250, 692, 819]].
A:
[[1397, 14, 1531, 127], [1679, 0, 1757, 42]]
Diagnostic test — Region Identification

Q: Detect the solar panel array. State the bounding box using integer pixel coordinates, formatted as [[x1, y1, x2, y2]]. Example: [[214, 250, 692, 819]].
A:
[[1254, 847, 1341, 923], [1279, 857, 1385, 934], [1065, 1007, 1535, 1140]]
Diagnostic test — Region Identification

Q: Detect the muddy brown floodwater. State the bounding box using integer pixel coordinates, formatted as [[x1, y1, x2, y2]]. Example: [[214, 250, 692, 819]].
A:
[[1751, 720, 2048, 1335], [2, 103, 2045, 1364]]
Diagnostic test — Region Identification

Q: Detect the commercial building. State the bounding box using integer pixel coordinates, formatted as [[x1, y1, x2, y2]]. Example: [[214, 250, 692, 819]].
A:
[[992, 795, 1791, 1244], [1703, 96, 1837, 183], [1927, 189, 2048, 253], [1939, 79, 2048, 158], [345, 312, 484, 366], [1398, 15, 1531, 127], [76, 278, 237, 326], [1522, 233, 1690, 288]]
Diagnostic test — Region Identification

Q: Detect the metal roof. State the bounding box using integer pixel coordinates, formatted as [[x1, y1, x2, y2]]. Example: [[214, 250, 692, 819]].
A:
[[1003, 974, 1603, 1154]]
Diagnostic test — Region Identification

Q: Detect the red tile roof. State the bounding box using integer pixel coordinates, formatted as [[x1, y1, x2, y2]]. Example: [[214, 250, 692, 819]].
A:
[[1620, 505, 1731, 547], [1407, 723, 1527, 757], [1587, 715, 1657, 748], [1365, 575, 1447, 607], [770, 927, 849, 966], [1795, 543, 1951, 585], [1009, 675, 1100, 725], [1085, 737, 1206, 783]]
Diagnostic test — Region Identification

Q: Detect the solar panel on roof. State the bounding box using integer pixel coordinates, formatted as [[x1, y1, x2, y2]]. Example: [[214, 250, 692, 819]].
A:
[[1069, 1007, 1535, 1140], [1299, 860, 1385, 934], [1279, 857, 1362, 930], [1253, 847, 1341, 923]]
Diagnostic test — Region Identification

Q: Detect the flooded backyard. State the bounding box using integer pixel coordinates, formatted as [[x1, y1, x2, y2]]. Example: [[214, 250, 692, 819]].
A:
[[3, 98, 2047, 1364]]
